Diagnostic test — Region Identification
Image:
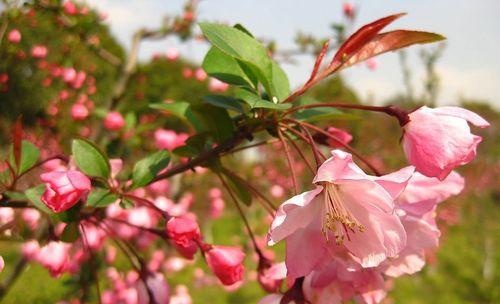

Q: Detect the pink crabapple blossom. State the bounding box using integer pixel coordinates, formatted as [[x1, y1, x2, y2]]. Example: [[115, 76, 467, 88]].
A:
[[40, 170, 92, 213], [205, 245, 246, 286], [103, 111, 126, 131]]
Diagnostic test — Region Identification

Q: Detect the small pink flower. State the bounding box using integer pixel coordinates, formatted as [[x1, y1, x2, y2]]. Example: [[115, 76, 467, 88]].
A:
[[71, 103, 89, 121], [22, 240, 41, 260], [40, 170, 91, 213], [0, 255, 4, 272], [182, 68, 193, 78], [205, 245, 245, 286], [270, 185, 284, 198], [268, 150, 414, 278], [402, 106, 489, 180], [209, 197, 225, 219], [166, 47, 180, 61], [36, 241, 70, 277], [7, 29, 21, 43], [208, 78, 229, 92], [366, 58, 377, 71], [170, 285, 192, 304], [31, 45, 48, 59], [104, 111, 125, 131], [342, 2, 355, 19], [22, 209, 41, 230]]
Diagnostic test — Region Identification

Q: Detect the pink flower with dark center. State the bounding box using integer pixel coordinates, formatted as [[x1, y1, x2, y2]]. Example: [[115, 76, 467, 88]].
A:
[[7, 29, 21, 43], [402, 106, 489, 180], [104, 111, 125, 131], [40, 170, 91, 213], [268, 150, 414, 278], [205, 245, 245, 286]]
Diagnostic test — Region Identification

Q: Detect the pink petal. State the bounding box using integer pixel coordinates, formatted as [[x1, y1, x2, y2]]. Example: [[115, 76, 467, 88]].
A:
[[372, 166, 414, 199], [313, 150, 367, 184], [268, 187, 323, 246], [432, 106, 490, 128]]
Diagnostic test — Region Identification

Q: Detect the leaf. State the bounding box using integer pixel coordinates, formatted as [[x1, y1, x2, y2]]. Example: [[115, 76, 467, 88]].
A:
[[343, 30, 446, 68], [202, 47, 257, 87], [332, 13, 405, 67], [86, 188, 119, 208], [150, 102, 203, 131], [60, 222, 80, 243], [203, 95, 247, 114], [132, 150, 171, 188], [9, 140, 40, 175], [199, 22, 290, 101], [235, 88, 291, 110], [293, 98, 357, 122], [72, 139, 110, 178], [221, 169, 252, 206], [192, 104, 235, 142], [25, 184, 52, 214]]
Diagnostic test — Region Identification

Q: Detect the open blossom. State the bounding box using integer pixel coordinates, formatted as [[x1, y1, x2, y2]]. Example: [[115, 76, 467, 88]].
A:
[[402, 106, 489, 180], [8, 29, 21, 43], [104, 111, 125, 131], [40, 170, 91, 213], [268, 150, 414, 278], [205, 245, 245, 286]]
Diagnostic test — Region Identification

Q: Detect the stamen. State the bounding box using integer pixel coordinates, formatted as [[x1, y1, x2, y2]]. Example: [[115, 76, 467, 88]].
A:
[[321, 183, 365, 244]]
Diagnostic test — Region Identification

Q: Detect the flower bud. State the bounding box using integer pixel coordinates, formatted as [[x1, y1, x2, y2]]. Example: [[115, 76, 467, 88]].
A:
[[40, 170, 91, 213], [205, 245, 245, 285], [104, 111, 125, 131]]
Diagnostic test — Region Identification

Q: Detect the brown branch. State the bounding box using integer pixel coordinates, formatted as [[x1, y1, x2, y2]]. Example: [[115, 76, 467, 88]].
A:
[[277, 127, 299, 195]]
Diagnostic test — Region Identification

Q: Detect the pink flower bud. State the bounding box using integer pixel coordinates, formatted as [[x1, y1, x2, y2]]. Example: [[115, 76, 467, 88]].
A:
[[166, 47, 180, 61], [71, 103, 89, 121], [167, 217, 201, 247], [22, 240, 40, 260], [402, 106, 489, 180], [7, 29, 21, 43], [208, 78, 229, 92], [0, 255, 4, 272], [31, 45, 48, 59], [182, 68, 193, 78], [63, 1, 79, 15], [343, 2, 355, 19], [104, 111, 125, 131], [154, 129, 188, 151], [209, 198, 225, 219], [326, 126, 353, 148], [205, 245, 245, 286], [40, 170, 91, 213], [194, 68, 207, 81]]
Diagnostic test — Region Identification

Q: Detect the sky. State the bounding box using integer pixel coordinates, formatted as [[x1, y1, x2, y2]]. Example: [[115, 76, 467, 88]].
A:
[[85, 0, 500, 109]]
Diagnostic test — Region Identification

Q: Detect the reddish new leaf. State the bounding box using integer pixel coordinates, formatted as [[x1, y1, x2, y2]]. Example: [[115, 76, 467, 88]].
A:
[[12, 116, 23, 170], [343, 30, 446, 68], [331, 13, 406, 67], [306, 40, 330, 84]]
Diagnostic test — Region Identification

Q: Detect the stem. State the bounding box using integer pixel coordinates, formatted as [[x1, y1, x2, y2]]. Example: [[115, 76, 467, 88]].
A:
[[284, 103, 410, 126], [280, 123, 326, 162], [226, 138, 279, 154], [287, 119, 382, 176], [122, 194, 170, 219], [277, 127, 299, 195], [217, 173, 263, 257], [280, 130, 315, 174], [109, 217, 166, 237]]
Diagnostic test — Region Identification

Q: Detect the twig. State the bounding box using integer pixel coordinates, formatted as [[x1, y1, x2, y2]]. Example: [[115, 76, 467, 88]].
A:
[[277, 127, 299, 195]]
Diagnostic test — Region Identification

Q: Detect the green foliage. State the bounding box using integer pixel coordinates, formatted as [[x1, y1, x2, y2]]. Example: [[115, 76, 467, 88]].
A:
[[9, 140, 40, 175], [72, 139, 110, 178], [86, 188, 119, 208], [131, 150, 171, 188], [24, 184, 52, 214]]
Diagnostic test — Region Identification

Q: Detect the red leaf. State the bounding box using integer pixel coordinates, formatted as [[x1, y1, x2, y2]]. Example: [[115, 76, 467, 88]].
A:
[[12, 116, 23, 170], [343, 30, 446, 68], [331, 13, 406, 67], [306, 40, 330, 84]]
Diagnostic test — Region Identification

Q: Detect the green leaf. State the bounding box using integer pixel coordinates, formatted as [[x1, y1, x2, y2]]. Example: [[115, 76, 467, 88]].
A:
[[72, 139, 110, 178], [150, 102, 203, 131], [203, 95, 247, 114], [8, 140, 40, 175], [132, 150, 171, 188], [173, 133, 210, 157], [192, 104, 235, 142], [25, 185, 52, 214], [199, 23, 290, 101], [202, 47, 257, 87], [235, 88, 291, 110], [86, 188, 119, 208], [293, 98, 358, 122], [60, 222, 80, 243]]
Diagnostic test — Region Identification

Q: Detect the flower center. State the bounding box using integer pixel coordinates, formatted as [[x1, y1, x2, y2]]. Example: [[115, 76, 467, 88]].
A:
[[322, 183, 365, 245]]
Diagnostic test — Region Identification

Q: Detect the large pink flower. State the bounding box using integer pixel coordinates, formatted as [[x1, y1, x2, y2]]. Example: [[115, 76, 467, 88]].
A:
[[268, 150, 414, 278], [40, 170, 91, 213], [402, 106, 489, 180]]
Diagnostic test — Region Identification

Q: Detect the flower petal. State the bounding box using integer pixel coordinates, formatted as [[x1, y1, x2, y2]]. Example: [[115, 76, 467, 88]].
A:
[[313, 150, 368, 184], [432, 106, 490, 128]]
